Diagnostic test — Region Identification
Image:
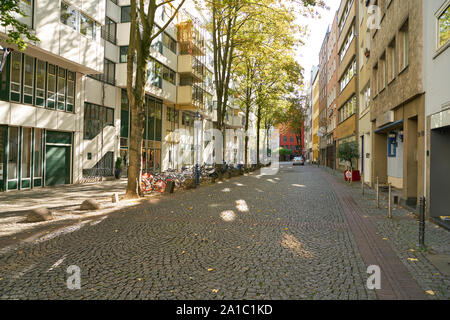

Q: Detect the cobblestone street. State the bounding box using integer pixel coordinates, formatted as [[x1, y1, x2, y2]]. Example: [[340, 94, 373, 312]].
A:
[[0, 164, 448, 300]]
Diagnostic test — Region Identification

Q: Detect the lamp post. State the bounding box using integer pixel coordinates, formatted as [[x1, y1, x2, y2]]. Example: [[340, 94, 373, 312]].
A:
[[0, 46, 12, 73], [194, 111, 201, 186]]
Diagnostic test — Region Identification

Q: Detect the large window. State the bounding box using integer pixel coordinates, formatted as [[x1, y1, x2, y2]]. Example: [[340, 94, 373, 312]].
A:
[[121, 6, 131, 23], [91, 59, 115, 85], [60, 2, 97, 39], [10, 51, 22, 102], [438, 4, 450, 49], [120, 46, 128, 63], [339, 23, 355, 62], [23, 55, 34, 104], [338, 95, 357, 123], [163, 33, 177, 53], [388, 38, 396, 83], [399, 20, 409, 70], [47, 64, 57, 109], [339, 59, 356, 93], [6, 53, 75, 112], [102, 17, 117, 44], [162, 65, 176, 85], [84, 103, 115, 140], [35, 60, 46, 107], [148, 58, 162, 88]]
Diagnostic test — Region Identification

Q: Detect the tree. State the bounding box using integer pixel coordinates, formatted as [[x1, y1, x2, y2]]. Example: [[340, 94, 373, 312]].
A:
[[337, 141, 359, 171], [231, 0, 324, 167], [0, 0, 39, 50], [125, 0, 186, 198]]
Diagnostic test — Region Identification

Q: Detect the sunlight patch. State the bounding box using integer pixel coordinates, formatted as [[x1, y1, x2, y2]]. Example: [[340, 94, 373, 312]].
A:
[[281, 233, 314, 259], [235, 200, 249, 212], [220, 210, 236, 222], [222, 188, 231, 193]]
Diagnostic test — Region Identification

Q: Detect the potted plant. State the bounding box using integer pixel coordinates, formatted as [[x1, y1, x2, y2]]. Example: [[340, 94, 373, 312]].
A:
[[114, 157, 123, 179], [337, 141, 360, 184]]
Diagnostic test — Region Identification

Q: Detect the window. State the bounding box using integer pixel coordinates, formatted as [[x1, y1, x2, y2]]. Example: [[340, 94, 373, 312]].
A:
[[35, 60, 46, 107], [338, 95, 356, 123], [438, 4, 450, 49], [360, 84, 370, 112], [80, 13, 95, 39], [399, 20, 409, 70], [10, 51, 22, 102], [34, 128, 43, 179], [148, 58, 162, 88], [339, 59, 356, 92], [21, 127, 31, 181], [166, 107, 179, 124], [61, 2, 97, 39], [47, 64, 57, 109], [23, 55, 34, 104], [84, 103, 114, 140], [162, 65, 176, 85], [339, 23, 355, 62], [60, 2, 78, 31], [67, 71, 75, 112], [120, 46, 128, 63], [102, 17, 117, 44], [92, 59, 115, 85], [379, 52, 386, 90], [121, 6, 131, 23], [388, 39, 396, 82], [57, 67, 66, 110], [338, 0, 355, 34], [163, 33, 177, 53], [373, 63, 378, 95]]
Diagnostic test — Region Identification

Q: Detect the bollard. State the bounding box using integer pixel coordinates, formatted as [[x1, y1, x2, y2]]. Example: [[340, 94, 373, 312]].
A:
[[376, 177, 379, 208], [388, 183, 392, 219], [361, 171, 365, 196], [419, 196, 426, 248]]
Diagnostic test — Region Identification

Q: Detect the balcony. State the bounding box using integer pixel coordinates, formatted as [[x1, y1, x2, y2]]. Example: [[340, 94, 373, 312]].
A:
[[178, 55, 206, 82], [176, 20, 206, 56], [177, 85, 205, 112]]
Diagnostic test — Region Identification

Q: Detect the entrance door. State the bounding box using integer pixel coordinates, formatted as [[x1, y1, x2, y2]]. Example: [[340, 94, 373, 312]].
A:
[[45, 145, 71, 186]]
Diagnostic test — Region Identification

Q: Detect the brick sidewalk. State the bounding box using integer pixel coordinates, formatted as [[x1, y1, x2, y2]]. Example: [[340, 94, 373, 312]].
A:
[[319, 166, 450, 300]]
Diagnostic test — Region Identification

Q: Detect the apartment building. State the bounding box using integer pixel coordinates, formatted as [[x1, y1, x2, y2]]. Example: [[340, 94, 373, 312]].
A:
[[318, 30, 329, 166], [423, 0, 450, 223], [0, 0, 105, 191], [336, 0, 359, 171], [369, 0, 425, 208], [0, 0, 244, 192], [311, 66, 320, 163], [358, 0, 372, 185], [326, 13, 339, 169]]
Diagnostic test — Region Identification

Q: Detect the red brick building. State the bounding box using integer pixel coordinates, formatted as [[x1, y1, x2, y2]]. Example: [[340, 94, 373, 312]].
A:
[[277, 124, 304, 161]]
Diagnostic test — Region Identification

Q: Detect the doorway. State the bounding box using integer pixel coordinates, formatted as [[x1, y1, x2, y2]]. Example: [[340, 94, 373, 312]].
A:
[[45, 145, 71, 186]]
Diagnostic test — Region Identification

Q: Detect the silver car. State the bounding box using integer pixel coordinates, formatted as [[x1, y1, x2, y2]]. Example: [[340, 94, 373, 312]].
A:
[[293, 157, 305, 166]]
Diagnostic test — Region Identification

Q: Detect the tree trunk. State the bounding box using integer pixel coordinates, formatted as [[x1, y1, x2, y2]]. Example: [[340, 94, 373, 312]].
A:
[[256, 104, 261, 166]]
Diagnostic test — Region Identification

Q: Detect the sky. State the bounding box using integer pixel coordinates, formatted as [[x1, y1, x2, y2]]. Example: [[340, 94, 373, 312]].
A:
[[294, 0, 341, 88]]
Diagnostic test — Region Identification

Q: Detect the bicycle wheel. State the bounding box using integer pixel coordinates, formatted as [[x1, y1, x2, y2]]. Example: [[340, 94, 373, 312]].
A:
[[155, 179, 166, 193]]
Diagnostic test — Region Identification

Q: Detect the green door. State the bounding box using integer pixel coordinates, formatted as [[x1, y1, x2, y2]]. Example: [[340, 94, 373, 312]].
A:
[[45, 145, 71, 186]]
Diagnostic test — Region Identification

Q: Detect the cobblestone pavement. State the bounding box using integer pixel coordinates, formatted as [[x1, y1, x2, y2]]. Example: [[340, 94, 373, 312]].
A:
[[0, 164, 447, 300]]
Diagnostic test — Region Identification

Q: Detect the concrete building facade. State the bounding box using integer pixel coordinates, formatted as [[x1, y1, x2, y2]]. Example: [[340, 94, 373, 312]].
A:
[[358, 0, 372, 185], [423, 0, 450, 223], [369, 0, 425, 208], [0, 0, 245, 192], [336, 0, 360, 171]]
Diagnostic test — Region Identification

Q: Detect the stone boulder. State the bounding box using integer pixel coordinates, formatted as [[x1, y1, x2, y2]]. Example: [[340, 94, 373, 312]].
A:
[[80, 199, 101, 211], [26, 208, 54, 223]]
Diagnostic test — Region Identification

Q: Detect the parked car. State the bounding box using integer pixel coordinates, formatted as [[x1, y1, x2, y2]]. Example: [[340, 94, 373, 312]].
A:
[[293, 157, 305, 166]]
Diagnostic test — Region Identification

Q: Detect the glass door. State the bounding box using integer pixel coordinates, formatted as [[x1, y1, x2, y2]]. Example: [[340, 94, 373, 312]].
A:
[[33, 128, 43, 187], [0, 126, 6, 191], [21, 127, 32, 189], [7, 127, 19, 190]]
